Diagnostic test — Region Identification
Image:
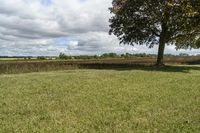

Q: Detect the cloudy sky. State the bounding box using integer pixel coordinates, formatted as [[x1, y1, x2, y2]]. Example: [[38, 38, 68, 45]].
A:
[[0, 0, 199, 56]]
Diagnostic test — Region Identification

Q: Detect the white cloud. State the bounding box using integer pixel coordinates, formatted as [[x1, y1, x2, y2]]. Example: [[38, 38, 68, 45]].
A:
[[0, 0, 199, 56]]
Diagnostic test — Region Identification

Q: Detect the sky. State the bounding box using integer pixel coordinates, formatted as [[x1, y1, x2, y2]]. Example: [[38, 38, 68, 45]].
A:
[[0, 0, 199, 56]]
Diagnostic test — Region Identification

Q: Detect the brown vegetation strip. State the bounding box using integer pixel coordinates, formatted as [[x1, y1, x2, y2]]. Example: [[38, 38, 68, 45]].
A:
[[0, 57, 199, 74]]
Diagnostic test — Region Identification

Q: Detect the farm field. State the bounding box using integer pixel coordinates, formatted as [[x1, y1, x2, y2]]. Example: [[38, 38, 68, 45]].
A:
[[0, 65, 200, 132]]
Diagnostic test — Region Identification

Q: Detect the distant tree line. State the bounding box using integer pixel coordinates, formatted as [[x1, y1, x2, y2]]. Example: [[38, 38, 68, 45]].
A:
[[58, 52, 196, 60], [0, 56, 33, 58], [59, 52, 154, 60], [0, 53, 198, 61]]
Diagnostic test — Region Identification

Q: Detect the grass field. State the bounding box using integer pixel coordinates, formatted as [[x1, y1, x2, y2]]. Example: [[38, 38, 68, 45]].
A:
[[0, 58, 24, 61], [0, 65, 200, 132]]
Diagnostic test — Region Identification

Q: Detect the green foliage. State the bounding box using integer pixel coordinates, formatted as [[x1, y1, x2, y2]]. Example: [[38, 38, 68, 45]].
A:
[[73, 55, 98, 60], [59, 53, 72, 60], [0, 66, 200, 132], [196, 38, 200, 48], [57, 52, 156, 60], [37, 56, 46, 60], [121, 53, 152, 58], [109, 0, 200, 65], [101, 53, 118, 58], [109, 0, 200, 48], [179, 53, 189, 57]]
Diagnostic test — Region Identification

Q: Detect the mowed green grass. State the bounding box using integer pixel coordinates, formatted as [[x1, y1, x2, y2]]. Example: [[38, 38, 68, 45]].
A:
[[0, 65, 200, 132]]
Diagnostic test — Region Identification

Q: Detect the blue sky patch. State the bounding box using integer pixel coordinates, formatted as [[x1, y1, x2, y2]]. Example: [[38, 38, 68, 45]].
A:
[[55, 37, 78, 47], [41, 0, 52, 6]]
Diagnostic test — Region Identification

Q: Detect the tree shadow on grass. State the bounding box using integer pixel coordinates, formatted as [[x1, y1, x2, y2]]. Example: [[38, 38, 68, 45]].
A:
[[79, 63, 200, 73]]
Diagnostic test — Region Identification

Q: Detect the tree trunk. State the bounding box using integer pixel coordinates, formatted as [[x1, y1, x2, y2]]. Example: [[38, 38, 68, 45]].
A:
[[156, 37, 166, 66]]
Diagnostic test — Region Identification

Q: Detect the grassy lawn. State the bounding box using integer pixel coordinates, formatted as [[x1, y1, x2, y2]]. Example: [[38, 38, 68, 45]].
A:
[[0, 65, 200, 132]]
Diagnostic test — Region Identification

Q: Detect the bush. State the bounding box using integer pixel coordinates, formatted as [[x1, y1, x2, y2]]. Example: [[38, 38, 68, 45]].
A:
[[37, 56, 46, 60]]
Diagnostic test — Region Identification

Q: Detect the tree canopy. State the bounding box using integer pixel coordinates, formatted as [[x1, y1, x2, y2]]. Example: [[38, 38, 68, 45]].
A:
[[109, 0, 200, 65]]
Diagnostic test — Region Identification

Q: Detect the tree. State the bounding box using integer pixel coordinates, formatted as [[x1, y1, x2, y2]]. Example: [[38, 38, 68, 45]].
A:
[[109, 0, 200, 66], [37, 56, 46, 60]]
